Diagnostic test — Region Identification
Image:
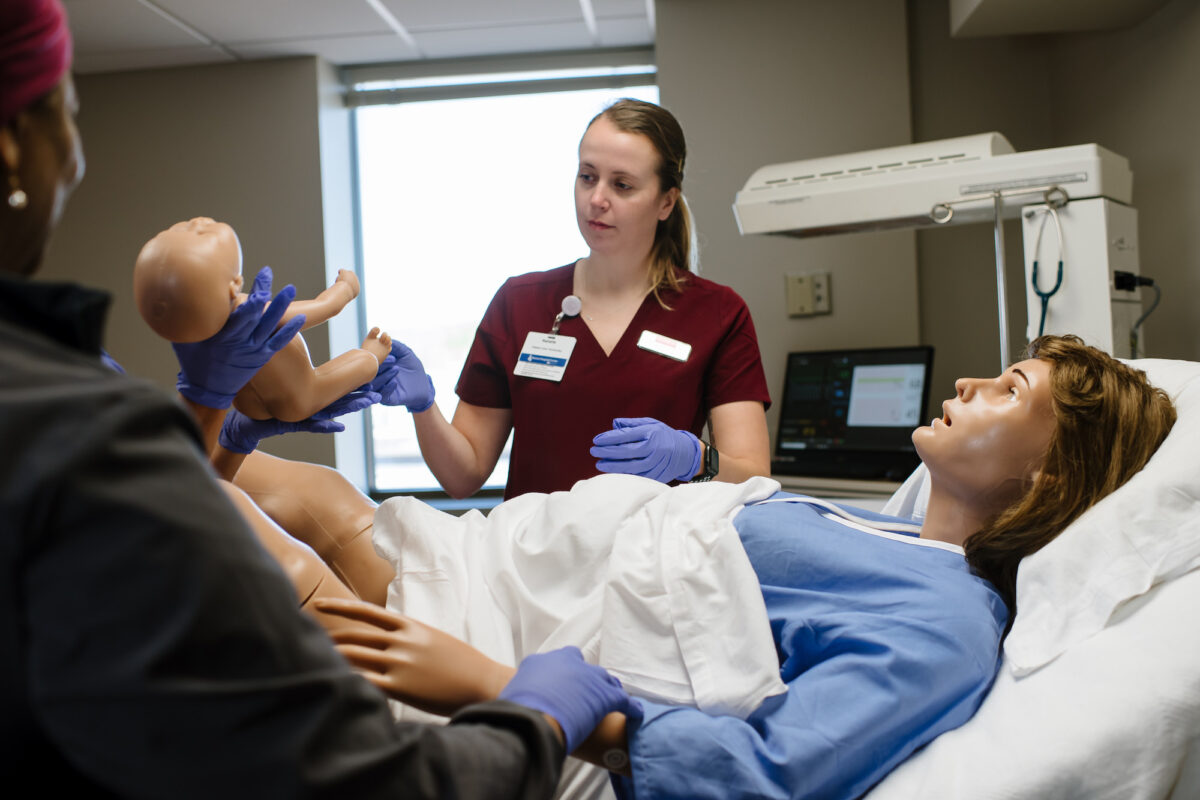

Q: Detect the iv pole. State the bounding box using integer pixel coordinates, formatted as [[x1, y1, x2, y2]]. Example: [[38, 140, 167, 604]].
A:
[[931, 185, 1068, 372]]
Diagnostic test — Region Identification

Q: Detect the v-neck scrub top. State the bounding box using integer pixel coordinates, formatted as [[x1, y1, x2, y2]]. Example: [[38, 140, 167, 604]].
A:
[[456, 263, 771, 498]]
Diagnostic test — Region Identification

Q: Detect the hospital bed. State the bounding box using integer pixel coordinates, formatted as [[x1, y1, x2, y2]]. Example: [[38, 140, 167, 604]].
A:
[[374, 355, 1200, 800]]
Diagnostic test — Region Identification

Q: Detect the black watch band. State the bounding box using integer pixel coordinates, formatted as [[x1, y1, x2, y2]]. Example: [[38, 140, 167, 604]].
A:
[[692, 440, 719, 482]]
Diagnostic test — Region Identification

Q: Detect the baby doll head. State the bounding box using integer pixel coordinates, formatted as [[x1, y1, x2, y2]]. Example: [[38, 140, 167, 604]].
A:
[[134, 217, 243, 342]]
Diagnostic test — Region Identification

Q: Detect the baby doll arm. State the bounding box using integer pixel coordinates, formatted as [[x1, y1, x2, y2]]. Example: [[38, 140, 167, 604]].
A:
[[275, 269, 361, 332]]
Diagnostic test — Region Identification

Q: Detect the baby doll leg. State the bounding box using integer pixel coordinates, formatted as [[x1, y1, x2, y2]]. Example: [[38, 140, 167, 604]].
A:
[[232, 451, 394, 606], [235, 329, 391, 423], [291, 328, 392, 420], [219, 480, 378, 637]]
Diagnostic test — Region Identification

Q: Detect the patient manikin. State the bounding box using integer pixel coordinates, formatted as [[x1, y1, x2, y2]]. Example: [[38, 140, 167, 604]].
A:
[[134, 217, 391, 422], [221, 336, 1175, 800], [230, 359, 1059, 693]]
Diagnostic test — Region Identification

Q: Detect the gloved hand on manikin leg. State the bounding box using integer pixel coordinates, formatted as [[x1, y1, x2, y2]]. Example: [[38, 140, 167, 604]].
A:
[[500, 646, 643, 753]]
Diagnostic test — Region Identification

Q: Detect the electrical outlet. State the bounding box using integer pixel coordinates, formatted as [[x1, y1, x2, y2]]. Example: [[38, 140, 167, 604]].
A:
[[786, 274, 814, 316], [786, 272, 832, 316], [812, 272, 831, 314]]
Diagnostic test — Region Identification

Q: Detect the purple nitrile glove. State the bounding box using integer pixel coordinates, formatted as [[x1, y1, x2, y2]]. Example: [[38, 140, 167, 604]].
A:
[[499, 646, 642, 753], [218, 389, 381, 454], [372, 340, 435, 413], [590, 417, 702, 483], [99, 349, 125, 374], [173, 266, 306, 409]]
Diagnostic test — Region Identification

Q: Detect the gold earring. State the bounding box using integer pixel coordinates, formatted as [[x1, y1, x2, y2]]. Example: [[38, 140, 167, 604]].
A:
[[7, 174, 28, 210]]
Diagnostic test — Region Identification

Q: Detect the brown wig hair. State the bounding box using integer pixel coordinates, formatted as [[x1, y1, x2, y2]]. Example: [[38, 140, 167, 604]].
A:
[[588, 98, 693, 305], [964, 335, 1176, 621]]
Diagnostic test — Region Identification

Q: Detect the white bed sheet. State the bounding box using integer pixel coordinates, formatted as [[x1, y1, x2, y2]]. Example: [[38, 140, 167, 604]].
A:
[[372, 473, 787, 717]]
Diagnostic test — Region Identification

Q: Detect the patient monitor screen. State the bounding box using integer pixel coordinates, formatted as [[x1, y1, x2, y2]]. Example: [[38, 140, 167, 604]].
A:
[[845, 363, 927, 428], [773, 346, 933, 481]]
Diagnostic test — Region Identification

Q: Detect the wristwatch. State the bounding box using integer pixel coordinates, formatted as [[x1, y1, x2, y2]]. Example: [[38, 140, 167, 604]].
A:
[[692, 440, 719, 482]]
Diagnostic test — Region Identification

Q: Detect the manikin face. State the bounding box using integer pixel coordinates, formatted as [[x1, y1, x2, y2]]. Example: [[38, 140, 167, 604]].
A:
[[574, 116, 678, 260], [913, 358, 1057, 509]]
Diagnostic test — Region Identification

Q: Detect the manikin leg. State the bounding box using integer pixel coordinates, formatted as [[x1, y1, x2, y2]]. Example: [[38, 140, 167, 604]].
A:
[[219, 481, 377, 637], [231, 450, 394, 606]]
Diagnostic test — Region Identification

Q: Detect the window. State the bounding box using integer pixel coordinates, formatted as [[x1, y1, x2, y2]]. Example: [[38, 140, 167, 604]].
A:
[[348, 51, 658, 494]]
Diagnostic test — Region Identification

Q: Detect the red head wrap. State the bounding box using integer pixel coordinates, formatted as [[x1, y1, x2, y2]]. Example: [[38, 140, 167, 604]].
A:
[[0, 0, 72, 127]]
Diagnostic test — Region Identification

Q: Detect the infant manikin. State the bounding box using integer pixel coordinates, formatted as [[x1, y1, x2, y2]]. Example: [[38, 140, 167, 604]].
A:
[[134, 217, 390, 422]]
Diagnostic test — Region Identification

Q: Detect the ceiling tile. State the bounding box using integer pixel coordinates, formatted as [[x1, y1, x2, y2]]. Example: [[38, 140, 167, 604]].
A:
[[382, 0, 583, 29], [596, 16, 654, 47], [594, 0, 650, 17], [64, 0, 205, 52], [63, 0, 654, 74], [413, 21, 594, 60], [154, 0, 392, 42], [233, 33, 421, 66]]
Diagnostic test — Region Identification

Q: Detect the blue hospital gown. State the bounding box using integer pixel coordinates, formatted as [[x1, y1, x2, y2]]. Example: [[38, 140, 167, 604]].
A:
[[614, 494, 1008, 800]]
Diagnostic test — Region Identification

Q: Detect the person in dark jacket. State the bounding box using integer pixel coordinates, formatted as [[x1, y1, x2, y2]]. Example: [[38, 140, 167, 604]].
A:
[[0, 1, 637, 795]]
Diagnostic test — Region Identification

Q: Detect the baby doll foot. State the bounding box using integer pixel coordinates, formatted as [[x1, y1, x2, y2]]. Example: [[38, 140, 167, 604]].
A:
[[362, 327, 393, 362], [334, 268, 361, 299]]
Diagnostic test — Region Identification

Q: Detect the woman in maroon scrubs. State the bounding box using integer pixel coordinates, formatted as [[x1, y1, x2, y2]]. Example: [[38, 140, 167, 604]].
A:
[[386, 99, 771, 499]]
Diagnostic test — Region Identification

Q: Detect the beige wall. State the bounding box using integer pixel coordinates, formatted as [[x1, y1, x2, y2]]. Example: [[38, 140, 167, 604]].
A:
[[910, 0, 1200, 402], [45, 56, 341, 466], [907, 0, 1057, 400], [654, 0, 1200, 428], [656, 0, 922, 442], [1050, 0, 1200, 362], [41, 0, 1200, 472]]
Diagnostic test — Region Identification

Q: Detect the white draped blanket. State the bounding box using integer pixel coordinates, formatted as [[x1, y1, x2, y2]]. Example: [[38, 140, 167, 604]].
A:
[[372, 473, 788, 718]]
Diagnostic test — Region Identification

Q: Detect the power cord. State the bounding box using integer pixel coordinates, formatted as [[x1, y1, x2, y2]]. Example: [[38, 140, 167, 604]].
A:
[[1114, 270, 1161, 355]]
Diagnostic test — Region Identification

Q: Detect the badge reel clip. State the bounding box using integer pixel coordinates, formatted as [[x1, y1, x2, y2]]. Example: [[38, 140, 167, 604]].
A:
[[552, 294, 582, 335]]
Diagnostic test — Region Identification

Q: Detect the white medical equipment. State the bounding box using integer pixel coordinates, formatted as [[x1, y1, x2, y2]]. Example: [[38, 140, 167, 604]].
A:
[[733, 133, 1149, 366]]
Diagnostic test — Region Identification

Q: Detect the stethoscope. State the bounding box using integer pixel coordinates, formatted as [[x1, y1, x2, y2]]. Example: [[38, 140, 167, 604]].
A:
[[550, 294, 582, 334], [1028, 196, 1066, 338]]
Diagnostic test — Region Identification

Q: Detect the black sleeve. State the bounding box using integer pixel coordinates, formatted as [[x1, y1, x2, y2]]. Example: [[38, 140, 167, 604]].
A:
[[20, 379, 562, 799]]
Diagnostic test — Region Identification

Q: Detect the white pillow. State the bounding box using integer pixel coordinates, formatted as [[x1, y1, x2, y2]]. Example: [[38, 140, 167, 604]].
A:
[[1006, 357, 1200, 672]]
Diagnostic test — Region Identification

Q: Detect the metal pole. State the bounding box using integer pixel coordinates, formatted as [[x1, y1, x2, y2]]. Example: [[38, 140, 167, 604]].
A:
[[993, 192, 1010, 370]]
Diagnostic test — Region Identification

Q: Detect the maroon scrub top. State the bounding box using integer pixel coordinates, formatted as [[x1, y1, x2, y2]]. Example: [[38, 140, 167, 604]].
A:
[[457, 263, 771, 498]]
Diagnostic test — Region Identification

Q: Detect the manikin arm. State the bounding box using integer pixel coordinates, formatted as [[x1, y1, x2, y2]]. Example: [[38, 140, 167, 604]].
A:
[[316, 598, 631, 773]]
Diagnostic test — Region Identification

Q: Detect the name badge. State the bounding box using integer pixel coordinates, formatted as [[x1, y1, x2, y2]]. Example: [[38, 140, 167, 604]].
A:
[[514, 332, 576, 382], [637, 330, 692, 362]]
